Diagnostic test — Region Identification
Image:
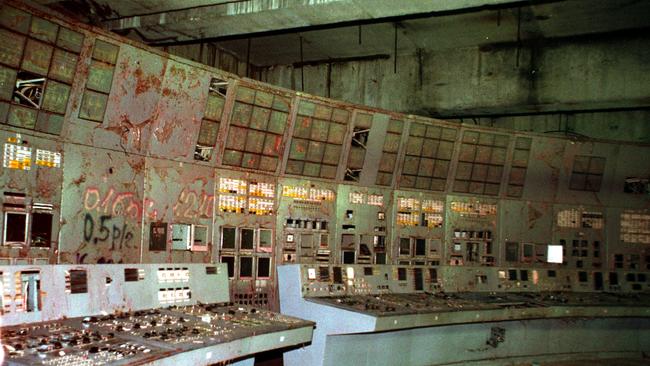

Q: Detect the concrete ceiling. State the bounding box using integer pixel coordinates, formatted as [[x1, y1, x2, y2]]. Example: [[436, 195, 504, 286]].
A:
[[36, 0, 650, 67]]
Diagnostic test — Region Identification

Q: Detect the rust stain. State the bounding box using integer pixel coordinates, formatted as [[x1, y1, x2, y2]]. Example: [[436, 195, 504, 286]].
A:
[[72, 174, 87, 186], [130, 157, 146, 174], [134, 67, 162, 96]]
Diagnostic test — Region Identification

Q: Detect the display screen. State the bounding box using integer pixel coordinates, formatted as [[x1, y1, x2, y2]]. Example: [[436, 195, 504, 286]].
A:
[[547, 245, 563, 263]]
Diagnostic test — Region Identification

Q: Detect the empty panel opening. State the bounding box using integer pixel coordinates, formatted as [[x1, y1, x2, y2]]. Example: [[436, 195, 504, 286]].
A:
[[239, 256, 253, 278], [520, 270, 529, 281], [578, 271, 588, 282], [206, 266, 217, 275], [397, 267, 407, 281], [221, 227, 236, 249], [210, 77, 229, 97], [342, 251, 355, 264], [240, 228, 254, 250], [624, 177, 649, 194], [466, 242, 479, 262], [332, 266, 343, 284], [30, 212, 52, 248], [4, 212, 28, 245], [594, 272, 603, 290], [413, 268, 424, 291], [375, 252, 386, 264], [505, 242, 519, 262], [429, 268, 438, 282], [68, 270, 88, 294], [399, 237, 410, 256], [124, 268, 140, 282], [13, 71, 44, 108], [257, 257, 271, 278], [221, 256, 235, 278], [508, 269, 517, 281], [259, 229, 272, 252], [547, 270, 557, 278], [195, 77, 228, 161], [149, 222, 167, 251], [414, 238, 426, 256], [522, 243, 534, 260], [313, 266, 327, 281], [19, 271, 41, 312]]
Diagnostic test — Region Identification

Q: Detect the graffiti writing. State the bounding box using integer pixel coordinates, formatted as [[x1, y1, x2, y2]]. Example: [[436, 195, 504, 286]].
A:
[[83, 187, 158, 221], [83, 213, 135, 250], [173, 189, 214, 219]]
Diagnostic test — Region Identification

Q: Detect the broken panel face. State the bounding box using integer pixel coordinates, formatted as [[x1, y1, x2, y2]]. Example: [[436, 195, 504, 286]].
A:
[[344, 113, 372, 182], [0, 8, 83, 134], [336, 185, 391, 265], [507, 137, 532, 197], [400, 122, 457, 191], [453, 130, 509, 196], [286, 99, 350, 179], [194, 77, 227, 162], [376, 118, 404, 186], [222, 84, 291, 172]]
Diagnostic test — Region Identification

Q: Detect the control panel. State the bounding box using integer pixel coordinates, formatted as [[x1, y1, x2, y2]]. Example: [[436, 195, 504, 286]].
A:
[[277, 263, 650, 366], [0, 263, 314, 365], [277, 178, 337, 265], [296, 264, 435, 298], [336, 185, 392, 265]]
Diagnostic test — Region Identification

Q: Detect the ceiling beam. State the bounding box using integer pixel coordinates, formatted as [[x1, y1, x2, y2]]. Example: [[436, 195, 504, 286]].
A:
[[103, 0, 548, 46]]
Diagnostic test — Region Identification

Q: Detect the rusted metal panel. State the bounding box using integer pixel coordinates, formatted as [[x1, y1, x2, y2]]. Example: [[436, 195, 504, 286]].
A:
[[7, 105, 37, 129], [0, 130, 63, 263], [97, 44, 166, 154], [56, 27, 85, 53], [29, 17, 58, 44], [0, 4, 31, 33], [22, 39, 53, 75], [0, 66, 17, 101], [0, 29, 24, 68], [34, 111, 64, 135], [59, 144, 145, 264], [41, 80, 70, 114], [86, 60, 115, 93], [92, 39, 119, 64], [220, 82, 293, 173], [148, 60, 210, 160], [78, 90, 108, 122], [141, 158, 214, 263], [55, 41, 82, 81]]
